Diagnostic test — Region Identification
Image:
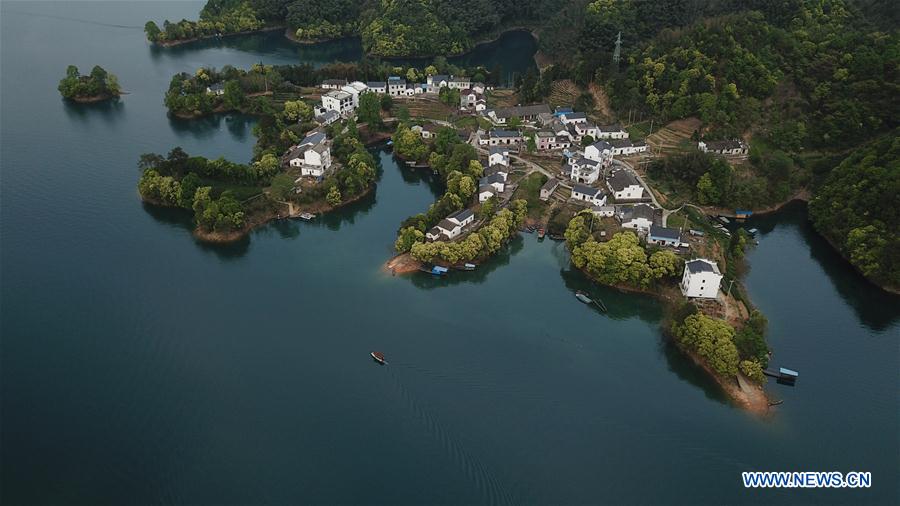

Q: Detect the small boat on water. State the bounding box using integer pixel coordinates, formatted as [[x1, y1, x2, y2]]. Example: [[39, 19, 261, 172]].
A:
[[537, 228, 545, 240], [299, 212, 315, 220], [371, 351, 387, 365], [463, 263, 476, 271], [575, 291, 593, 304], [747, 228, 759, 236]]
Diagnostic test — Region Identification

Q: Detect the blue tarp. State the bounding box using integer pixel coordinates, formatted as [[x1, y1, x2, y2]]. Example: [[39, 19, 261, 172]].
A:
[[431, 266, 449, 275]]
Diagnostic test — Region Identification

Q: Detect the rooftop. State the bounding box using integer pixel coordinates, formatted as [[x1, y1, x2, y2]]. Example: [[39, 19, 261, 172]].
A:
[[607, 170, 640, 191], [650, 225, 681, 240], [572, 183, 600, 196], [686, 259, 721, 274]]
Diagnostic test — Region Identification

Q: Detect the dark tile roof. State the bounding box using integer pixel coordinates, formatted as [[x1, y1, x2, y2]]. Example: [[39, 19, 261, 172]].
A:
[[449, 208, 474, 222], [572, 183, 600, 196], [686, 259, 718, 274], [649, 225, 681, 240], [607, 170, 640, 191], [541, 177, 559, 192]]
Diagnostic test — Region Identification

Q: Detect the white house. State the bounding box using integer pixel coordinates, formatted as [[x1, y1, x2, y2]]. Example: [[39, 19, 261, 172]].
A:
[[488, 146, 510, 167], [388, 76, 406, 96], [596, 124, 629, 140], [478, 185, 497, 203], [560, 111, 587, 124], [480, 173, 506, 193], [606, 169, 644, 201], [584, 140, 613, 165], [315, 109, 340, 126], [647, 225, 681, 247], [410, 124, 438, 139], [322, 90, 354, 116], [286, 130, 332, 179], [540, 177, 559, 201], [366, 81, 387, 94], [486, 104, 551, 125], [448, 76, 471, 89], [427, 209, 475, 240], [483, 163, 509, 182], [681, 259, 723, 299], [698, 139, 748, 156], [591, 205, 616, 217], [609, 139, 649, 156], [568, 156, 601, 185], [321, 79, 347, 90], [571, 184, 607, 206], [479, 129, 522, 146], [619, 204, 656, 232], [206, 83, 225, 96], [535, 130, 571, 151], [574, 122, 599, 140], [340, 81, 368, 108]]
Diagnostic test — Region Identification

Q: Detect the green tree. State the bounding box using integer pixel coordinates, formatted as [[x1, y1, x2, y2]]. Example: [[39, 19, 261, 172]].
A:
[[357, 92, 382, 127], [283, 100, 313, 122], [395, 226, 425, 252], [326, 185, 342, 206], [223, 80, 244, 110]]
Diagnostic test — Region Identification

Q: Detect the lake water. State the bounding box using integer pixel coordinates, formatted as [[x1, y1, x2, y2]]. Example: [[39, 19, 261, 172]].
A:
[[1, 2, 897, 504]]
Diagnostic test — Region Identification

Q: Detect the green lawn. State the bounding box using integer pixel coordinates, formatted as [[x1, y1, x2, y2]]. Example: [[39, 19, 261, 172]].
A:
[[513, 172, 549, 220]]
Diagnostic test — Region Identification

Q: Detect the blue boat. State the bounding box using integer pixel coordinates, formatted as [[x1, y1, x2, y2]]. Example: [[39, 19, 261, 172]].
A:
[[779, 367, 799, 379], [430, 266, 449, 276]]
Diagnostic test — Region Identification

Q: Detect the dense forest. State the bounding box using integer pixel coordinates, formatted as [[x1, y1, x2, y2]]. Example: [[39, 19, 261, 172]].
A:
[[58, 65, 121, 101], [808, 132, 900, 291]]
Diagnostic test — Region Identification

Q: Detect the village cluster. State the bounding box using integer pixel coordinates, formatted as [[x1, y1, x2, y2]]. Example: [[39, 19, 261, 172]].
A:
[[276, 74, 749, 299]]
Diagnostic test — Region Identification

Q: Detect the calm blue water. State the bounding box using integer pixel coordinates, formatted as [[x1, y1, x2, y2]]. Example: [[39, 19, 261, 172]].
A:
[[1, 2, 897, 504]]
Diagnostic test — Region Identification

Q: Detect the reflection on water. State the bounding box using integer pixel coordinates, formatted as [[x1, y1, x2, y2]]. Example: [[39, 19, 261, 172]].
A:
[[61, 97, 125, 124], [746, 201, 900, 331]]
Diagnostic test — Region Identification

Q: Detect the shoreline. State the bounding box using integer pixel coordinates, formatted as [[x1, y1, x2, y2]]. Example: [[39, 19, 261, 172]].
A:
[[151, 25, 285, 48], [67, 93, 118, 103], [568, 261, 771, 414]]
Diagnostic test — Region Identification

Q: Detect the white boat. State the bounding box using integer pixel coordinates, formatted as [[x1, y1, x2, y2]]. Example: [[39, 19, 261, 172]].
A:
[[299, 212, 315, 220]]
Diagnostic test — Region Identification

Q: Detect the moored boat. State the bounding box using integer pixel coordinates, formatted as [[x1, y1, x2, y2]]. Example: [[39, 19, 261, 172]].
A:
[[299, 212, 315, 220], [575, 291, 593, 304], [371, 351, 386, 365], [538, 228, 545, 240]]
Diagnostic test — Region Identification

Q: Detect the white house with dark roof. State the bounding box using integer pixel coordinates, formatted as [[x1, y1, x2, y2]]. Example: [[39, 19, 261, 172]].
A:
[[606, 169, 644, 201], [596, 124, 629, 139], [560, 111, 587, 124], [571, 184, 607, 207], [206, 83, 225, 95], [479, 129, 522, 146], [426, 208, 475, 241], [574, 122, 599, 140], [592, 205, 616, 217], [480, 173, 506, 193], [609, 139, 649, 156], [315, 109, 340, 126], [486, 104, 551, 125], [584, 140, 613, 165], [286, 130, 332, 179], [366, 81, 387, 94], [488, 146, 510, 167], [479, 185, 497, 203], [540, 177, 559, 201], [698, 139, 748, 156], [681, 259, 723, 299], [387, 76, 406, 96], [647, 225, 682, 247], [321, 79, 347, 90], [619, 204, 656, 232]]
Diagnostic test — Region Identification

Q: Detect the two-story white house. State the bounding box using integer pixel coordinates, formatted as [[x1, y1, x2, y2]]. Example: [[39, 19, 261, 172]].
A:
[[286, 130, 332, 179], [387, 76, 406, 96], [571, 184, 607, 207], [340, 81, 368, 108], [681, 259, 723, 299], [606, 169, 644, 201], [559, 111, 587, 124]]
